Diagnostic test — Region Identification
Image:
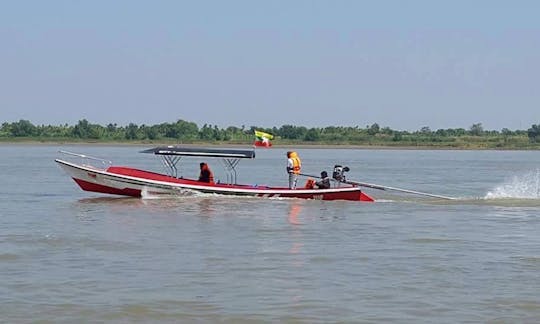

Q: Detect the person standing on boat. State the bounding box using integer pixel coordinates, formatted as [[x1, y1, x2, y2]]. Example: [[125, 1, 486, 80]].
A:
[[198, 162, 214, 183], [315, 171, 331, 189], [286, 151, 301, 189]]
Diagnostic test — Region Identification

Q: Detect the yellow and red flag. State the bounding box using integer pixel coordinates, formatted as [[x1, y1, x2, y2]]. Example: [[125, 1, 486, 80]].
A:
[[254, 130, 273, 147]]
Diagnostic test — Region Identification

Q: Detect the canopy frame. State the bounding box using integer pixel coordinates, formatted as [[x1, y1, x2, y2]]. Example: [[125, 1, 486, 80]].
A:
[[141, 146, 255, 184]]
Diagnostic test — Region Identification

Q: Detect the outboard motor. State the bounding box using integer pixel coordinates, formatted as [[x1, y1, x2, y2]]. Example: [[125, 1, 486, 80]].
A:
[[332, 165, 350, 182]]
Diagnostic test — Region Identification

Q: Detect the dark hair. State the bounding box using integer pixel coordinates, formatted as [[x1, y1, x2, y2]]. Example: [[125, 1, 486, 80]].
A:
[[200, 162, 205, 168], [321, 171, 328, 178]]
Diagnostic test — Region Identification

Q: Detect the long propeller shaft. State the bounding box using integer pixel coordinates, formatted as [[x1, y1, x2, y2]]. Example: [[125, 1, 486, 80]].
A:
[[298, 172, 456, 200]]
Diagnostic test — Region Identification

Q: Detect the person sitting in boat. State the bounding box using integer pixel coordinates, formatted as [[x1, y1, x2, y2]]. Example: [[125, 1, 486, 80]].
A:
[[286, 151, 301, 189], [198, 162, 214, 183], [315, 171, 331, 189]]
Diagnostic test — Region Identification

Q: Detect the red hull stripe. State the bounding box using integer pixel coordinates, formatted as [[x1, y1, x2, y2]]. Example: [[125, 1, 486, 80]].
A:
[[73, 178, 141, 197]]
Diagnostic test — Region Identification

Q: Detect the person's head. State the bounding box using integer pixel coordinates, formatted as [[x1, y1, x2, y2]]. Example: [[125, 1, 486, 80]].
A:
[[321, 171, 328, 178], [200, 162, 206, 170], [286, 151, 292, 158]]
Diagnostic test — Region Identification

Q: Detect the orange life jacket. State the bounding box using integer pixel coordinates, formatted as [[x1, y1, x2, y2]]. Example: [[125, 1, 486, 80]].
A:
[[290, 152, 301, 174], [305, 178, 315, 189]]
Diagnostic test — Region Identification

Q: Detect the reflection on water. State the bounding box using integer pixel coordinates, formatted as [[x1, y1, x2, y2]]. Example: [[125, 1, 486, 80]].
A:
[[78, 196, 142, 205], [78, 195, 225, 212], [288, 201, 303, 225], [194, 197, 219, 217]]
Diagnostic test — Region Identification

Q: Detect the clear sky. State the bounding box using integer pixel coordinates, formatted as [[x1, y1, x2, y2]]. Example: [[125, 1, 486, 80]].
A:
[[1, 0, 539, 131]]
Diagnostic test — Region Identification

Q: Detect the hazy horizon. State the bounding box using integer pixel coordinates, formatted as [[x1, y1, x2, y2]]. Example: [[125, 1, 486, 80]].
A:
[[2, 1, 539, 132]]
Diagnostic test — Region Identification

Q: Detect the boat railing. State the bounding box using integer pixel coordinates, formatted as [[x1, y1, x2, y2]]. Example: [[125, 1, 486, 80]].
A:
[[58, 150, 112, 170]]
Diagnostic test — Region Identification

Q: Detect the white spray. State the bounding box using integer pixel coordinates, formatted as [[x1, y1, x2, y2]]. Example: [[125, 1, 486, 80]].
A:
[[485, 169, 540, 199]]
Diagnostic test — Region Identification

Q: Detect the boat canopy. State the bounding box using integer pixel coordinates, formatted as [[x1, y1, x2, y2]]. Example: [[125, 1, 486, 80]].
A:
[[141, 146, 255, 183], [140, 146, 256, 159]]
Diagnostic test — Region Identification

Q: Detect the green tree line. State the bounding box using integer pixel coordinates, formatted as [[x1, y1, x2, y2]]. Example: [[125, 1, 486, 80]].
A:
[[2, 119, 540, 149]]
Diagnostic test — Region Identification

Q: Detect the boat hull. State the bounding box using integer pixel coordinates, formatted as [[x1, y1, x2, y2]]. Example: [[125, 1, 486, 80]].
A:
[[55, 159, 375, 202]]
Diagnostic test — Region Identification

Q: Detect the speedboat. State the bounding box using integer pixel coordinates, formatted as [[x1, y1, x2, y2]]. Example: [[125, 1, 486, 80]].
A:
[[55, 146, 375, 202]]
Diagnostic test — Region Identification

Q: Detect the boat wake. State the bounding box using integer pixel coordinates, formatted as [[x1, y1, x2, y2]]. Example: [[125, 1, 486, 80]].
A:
[[140, 187, 209, 199], [485, 169, 540, 200], [365, 169, 540, 206]]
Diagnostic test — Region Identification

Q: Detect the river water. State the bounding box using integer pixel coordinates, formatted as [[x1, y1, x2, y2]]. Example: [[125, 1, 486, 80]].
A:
[[1, 144, 540, 323]]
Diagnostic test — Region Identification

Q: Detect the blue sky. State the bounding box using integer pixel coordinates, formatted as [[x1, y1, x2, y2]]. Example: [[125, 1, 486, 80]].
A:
[[1, 0, 539, 131]]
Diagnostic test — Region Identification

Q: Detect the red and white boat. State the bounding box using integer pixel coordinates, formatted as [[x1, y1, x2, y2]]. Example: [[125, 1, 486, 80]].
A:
[[55, 146, 375, 202]]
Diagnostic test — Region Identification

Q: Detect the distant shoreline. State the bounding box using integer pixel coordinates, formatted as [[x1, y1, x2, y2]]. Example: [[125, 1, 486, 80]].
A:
[[1, 140, 538, 151]]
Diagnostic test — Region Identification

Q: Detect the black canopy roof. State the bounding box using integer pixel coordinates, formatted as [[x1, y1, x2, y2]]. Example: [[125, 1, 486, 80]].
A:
[[140, 146, 256, 159]]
